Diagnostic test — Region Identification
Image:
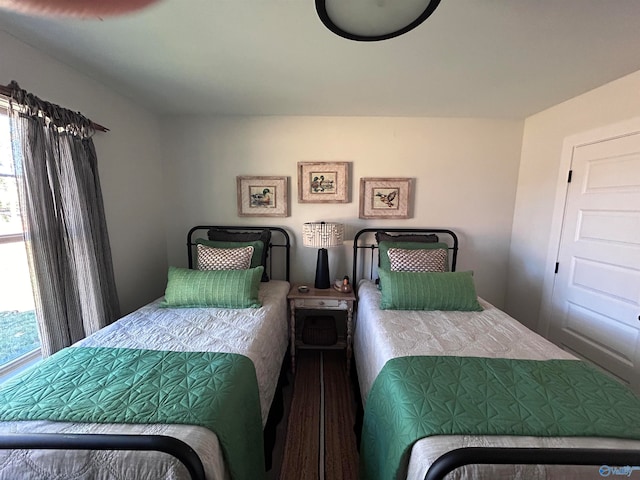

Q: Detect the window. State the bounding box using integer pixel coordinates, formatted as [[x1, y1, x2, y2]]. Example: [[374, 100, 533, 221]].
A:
[[0, 104, 41, 380]]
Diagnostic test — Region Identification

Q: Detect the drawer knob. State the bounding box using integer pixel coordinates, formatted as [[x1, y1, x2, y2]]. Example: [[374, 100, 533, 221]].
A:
[[318, 301, 325, 305]]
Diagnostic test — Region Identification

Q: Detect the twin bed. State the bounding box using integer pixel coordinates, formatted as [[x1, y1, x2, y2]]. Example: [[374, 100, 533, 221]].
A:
[[2, 224, 640, 480], [0, 225, 291, 480], [352, 228, 640, 480]]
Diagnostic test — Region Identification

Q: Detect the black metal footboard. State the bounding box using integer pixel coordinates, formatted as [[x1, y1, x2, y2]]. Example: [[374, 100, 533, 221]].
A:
[[0, 433, 206, 480], [425, 446, 640, 480]]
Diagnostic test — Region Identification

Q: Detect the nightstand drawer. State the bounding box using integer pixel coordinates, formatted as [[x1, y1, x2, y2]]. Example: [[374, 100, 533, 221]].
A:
[[294, 298, 341, 309]]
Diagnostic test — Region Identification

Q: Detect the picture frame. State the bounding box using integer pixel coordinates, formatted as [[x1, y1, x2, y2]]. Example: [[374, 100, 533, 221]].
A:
[[359, 177, 414, 219], [237, 176, 289, 217], [298, 162, 350, 203]]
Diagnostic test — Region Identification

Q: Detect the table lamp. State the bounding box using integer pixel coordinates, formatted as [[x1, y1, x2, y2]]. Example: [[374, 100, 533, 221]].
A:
[[302, 222, 344, 289]]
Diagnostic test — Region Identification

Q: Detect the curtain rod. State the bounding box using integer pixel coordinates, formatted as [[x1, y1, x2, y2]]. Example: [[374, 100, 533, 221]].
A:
[[0, 84, 109, 133]]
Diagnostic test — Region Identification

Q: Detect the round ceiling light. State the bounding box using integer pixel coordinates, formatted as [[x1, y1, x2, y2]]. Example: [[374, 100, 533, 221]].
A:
[[316, 0, 441, 41]]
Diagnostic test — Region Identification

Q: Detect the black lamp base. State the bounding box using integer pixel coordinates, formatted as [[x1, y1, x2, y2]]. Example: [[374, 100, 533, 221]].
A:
[[314, 248, 330, 289]]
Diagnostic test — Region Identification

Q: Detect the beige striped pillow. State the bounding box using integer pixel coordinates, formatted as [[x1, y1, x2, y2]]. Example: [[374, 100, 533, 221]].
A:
[[197, 244, 254, 270], [387, 247, 448, 272]]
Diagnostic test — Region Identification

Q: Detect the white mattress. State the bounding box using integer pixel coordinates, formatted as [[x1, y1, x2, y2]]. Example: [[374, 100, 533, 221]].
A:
[[0, 280, 290, 480], [354, 280, 640, 480]]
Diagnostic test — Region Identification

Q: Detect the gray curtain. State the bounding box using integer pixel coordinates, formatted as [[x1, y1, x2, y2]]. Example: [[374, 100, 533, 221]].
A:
[[7, 81, 120, 357]]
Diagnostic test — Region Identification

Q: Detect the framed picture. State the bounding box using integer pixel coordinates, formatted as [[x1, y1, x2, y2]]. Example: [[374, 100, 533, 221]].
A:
[[298, 162, 350, 203], [359, 177, 414, 219], [237, 176, 289, 217]]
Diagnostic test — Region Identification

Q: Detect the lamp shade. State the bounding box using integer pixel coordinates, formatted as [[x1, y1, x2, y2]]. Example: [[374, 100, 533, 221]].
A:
[[316, 0, 441, 42], [302, 222, 344, 249], [303, 222, 344, 289]]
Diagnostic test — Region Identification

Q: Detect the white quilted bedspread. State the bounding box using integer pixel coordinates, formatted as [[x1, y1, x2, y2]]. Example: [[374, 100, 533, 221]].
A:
[[0, 280, 290, 480], [355, 280, 640, 480]]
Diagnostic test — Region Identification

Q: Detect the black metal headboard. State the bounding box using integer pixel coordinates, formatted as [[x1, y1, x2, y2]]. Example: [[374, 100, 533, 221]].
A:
[[186, 225, 291, 281], [352, 228, 459, 284]]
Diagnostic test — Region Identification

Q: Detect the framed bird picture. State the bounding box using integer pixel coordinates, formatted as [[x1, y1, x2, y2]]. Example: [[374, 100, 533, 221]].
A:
[[237, 176, 289, 217], [298, 162, 350, 203], [359, 177, 414, 219]]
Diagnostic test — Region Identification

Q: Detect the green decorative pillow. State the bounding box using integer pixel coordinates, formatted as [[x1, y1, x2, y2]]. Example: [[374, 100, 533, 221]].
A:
[[162, 266, 263, 308], [378, 241, 450, 271], [378, 269, 483, 311]]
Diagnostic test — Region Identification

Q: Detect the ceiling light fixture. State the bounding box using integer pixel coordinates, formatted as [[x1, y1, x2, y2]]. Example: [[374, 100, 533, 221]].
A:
[[315, 0, 441, 42]]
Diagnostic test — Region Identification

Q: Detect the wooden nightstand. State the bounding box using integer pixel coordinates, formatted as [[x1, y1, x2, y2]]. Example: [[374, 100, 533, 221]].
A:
[[287, 284, 356, 374]]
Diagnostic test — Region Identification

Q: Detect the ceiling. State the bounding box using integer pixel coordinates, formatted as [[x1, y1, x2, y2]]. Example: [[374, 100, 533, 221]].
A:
[[1, 0, 640, 118]]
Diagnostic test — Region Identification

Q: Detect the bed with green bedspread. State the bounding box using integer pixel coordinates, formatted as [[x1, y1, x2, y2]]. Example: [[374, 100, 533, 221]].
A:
[[0, 346, 264, 480], [0, 225, 291, 480], [360, 355, 640, 480]]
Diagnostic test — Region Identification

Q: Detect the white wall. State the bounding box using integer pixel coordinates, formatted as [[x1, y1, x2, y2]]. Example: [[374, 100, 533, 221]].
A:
[[160, 115, 524, 308], [0, 31, 168, 315], [506, 69, 640, 331], [0, 28, 525, 316], [5, 24, 640, 331]]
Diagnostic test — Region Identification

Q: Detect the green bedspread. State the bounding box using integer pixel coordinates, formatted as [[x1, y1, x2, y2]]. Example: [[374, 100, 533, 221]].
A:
[[360, 355, 640, 480], [0, 346, 264, 480]]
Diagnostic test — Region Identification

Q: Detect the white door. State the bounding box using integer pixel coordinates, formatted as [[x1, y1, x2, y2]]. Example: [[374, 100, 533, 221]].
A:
[[549, 129, 640, 392]]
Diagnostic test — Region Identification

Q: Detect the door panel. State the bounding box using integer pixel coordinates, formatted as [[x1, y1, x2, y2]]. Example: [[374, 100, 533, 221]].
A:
[[564, 303, 636, 363], [579, 210, 640, 245], [585, 153, 640, 192], [550, 131, 640, 392]]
